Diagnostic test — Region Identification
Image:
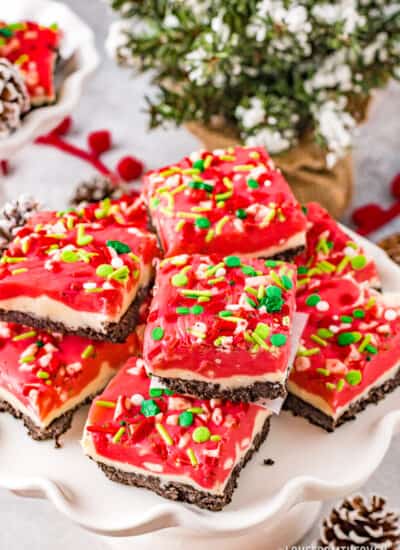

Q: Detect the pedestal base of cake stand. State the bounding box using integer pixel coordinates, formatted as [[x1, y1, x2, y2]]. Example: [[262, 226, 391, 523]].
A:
[[102, 501, 322, 550]]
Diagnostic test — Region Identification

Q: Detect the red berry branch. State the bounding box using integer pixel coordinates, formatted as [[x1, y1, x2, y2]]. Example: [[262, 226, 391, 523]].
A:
[[352, 173, 400, 236], [34, 116, 144, 183]]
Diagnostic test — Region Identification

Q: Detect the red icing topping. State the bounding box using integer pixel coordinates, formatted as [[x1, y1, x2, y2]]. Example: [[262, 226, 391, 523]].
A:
[[0, 21, 61, 105], [295, 202, 379, 294], [85, 358, 268, 490], [0, 322, 139, 422], [144, 146, 307, 257], [144, 254, 296, 380], [0, 196, 159, 317], [291, 276, 400, 412]]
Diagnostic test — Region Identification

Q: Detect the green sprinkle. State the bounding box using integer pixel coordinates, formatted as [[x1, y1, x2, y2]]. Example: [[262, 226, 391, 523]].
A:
[[106, 240, 131, 254], [20, 355, 35, 364], [176, 306, 190, 315], [187, 448, 198, 467], [193, 159, 205, 171], [317, 328, 334, 339], [36, 340, 44, 348], [219, 310, 233, 318], [326, 382, 336, 391], [353, 309, 365, 319], [96, 264, 114, 278], [281, 275, 293, 290], [340, 315, 353, 324], [151, 327, 164, 341], [346, 370, 362, 386], [224, 255, 241, 268], [210, 435, 221, 441], [0, 28, 13, 38], [242, 265, 257, 276], [37, 370, 50, 380], [302, 205, 308, 214], [337, 332, 361, 346], [113, 427, 125, 444], [12, 330, 36, 341], [311, 334, 328, 347], [246, 297, 257, 308], [188, 180, 201, 190], [140, 399, 160, 417], [191, 305, 204, 315], [149, 388, 164, 397], [109, 266, 130, 281], [61, 250, 79, 263], [179, 411, 194, 427], [358, 334, 372, 352], [297, 347, 321, 357], [81, 345, 95, 359], [192, 426, 211, 443], [297, 266, 308, 275], [195, 217, 211, 229], [351, 255, 367, 270], [316, 367, 330, 376], [365, 344, 378, 354], [265, 260, 277, 267], [164, 388, 174, 395], [337, 379, 345, 392], [270, 333, 287, 347], [247, 178, 259, 189], [172, 273, 188, 287], [156, 423, 173, 445], [187, 407, 204, 414], [236, 208, 247, 219], [266, 285, 282, 298], [96, 400, 116, 408], [254, 322, 270, 340], [306, 294, 321, 306]]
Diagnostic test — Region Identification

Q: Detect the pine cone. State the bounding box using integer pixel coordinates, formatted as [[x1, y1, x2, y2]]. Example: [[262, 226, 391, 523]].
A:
[[318, 495, 400, 549], [69, 175, 127, 207], [0, 58, 30, 138], [0, 195, 40, 253], [378, 233, 400, 266]]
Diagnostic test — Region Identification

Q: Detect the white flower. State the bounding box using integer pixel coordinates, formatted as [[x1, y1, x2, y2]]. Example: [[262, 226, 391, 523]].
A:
[[305, 50, 353, 93], [236, 97, 265, 129], [211, 13, 230, 44], [245, 127, 291, 154], [105, 20, 130, 59], [312, 1, 365, 35]]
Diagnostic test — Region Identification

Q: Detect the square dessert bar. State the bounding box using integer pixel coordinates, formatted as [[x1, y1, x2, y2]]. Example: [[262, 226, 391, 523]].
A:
[[144, 253, 297, 402], [144, 146, 307, 259], [0, 321, 139, 442], [0, 196, 159, 343], [82, 357, 271, 511], [0, 21, 61, 106], [295, 202, 380, 294], [285, 276, 400, 431]]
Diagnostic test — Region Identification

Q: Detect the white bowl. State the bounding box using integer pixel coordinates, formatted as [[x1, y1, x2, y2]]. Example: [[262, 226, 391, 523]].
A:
[[1, 228, 400, 540], [0, 0, 99, 159]]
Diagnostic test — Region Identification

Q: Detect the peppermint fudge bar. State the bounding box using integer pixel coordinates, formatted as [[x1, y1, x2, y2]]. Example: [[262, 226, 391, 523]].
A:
[[0, 321, 139, 442], [144, 254, 296, 402], [82, 357, 271, 511], [285, 276, 400, 431], [0, 21, 61, 106], [144, 146, 307, 259], [0, 196, 159, 342], [295, 202, 380, 293]]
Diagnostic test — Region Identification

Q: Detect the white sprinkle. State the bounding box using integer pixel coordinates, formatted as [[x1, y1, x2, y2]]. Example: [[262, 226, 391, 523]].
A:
[[111, 257, 124, 269], [131, 393, 144, 406], [384, 309, 397, 321], [144, 462, 163, 473], [83, 281, 97, 290], [344, 246, 357, 257], [223, 458, 234, 470], [316, 300, 330, 312]]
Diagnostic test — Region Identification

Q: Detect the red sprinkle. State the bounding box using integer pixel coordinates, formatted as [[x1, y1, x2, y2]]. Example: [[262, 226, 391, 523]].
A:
[[0, 160, 9, 176], [117, 156, 144, 182], [88, 130, 112, 156], [52, 117, 72, 137]]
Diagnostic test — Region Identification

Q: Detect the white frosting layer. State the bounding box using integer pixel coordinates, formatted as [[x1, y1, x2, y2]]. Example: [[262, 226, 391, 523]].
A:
[[288, 360, 400, 420], [0, 265, 152, 333], [0, 361, 119, 428], [82, 409, 271, 496]]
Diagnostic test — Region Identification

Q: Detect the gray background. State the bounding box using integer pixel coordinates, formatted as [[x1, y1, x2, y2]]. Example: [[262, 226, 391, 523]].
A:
[[0, 1, 399, 548]]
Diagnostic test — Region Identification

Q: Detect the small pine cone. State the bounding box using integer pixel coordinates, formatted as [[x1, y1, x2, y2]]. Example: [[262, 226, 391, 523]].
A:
[[318, 495, 400, 549], [0, 58, 30, 138], [0, 195, 40, 253], [379, 233, 400, 266], [69, 175, 127, 207]]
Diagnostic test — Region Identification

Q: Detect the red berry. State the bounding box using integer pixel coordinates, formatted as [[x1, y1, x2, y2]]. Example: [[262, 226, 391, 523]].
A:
[[390, 173, 400, 200], [88, 130, 112, 156], [52, 117, 72, 136], [117, 156, 144, 181], [352, 203, 385, 229], [0, 160, 9, 175]]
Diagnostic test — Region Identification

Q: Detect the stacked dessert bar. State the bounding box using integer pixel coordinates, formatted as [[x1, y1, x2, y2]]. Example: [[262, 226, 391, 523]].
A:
[[83, 146, 307, 509], [0, 194, 159, 442]]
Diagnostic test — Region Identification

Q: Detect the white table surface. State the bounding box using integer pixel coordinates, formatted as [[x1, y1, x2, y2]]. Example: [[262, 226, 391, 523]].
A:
[[0, 1, 400, 548]]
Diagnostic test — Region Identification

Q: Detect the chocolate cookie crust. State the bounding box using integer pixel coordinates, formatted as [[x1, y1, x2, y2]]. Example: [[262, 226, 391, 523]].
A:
[[284, 366, 400, 432], [0, 285, 151, 344], [94, 416, 270, 511], [155, 375, 286, 402]]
